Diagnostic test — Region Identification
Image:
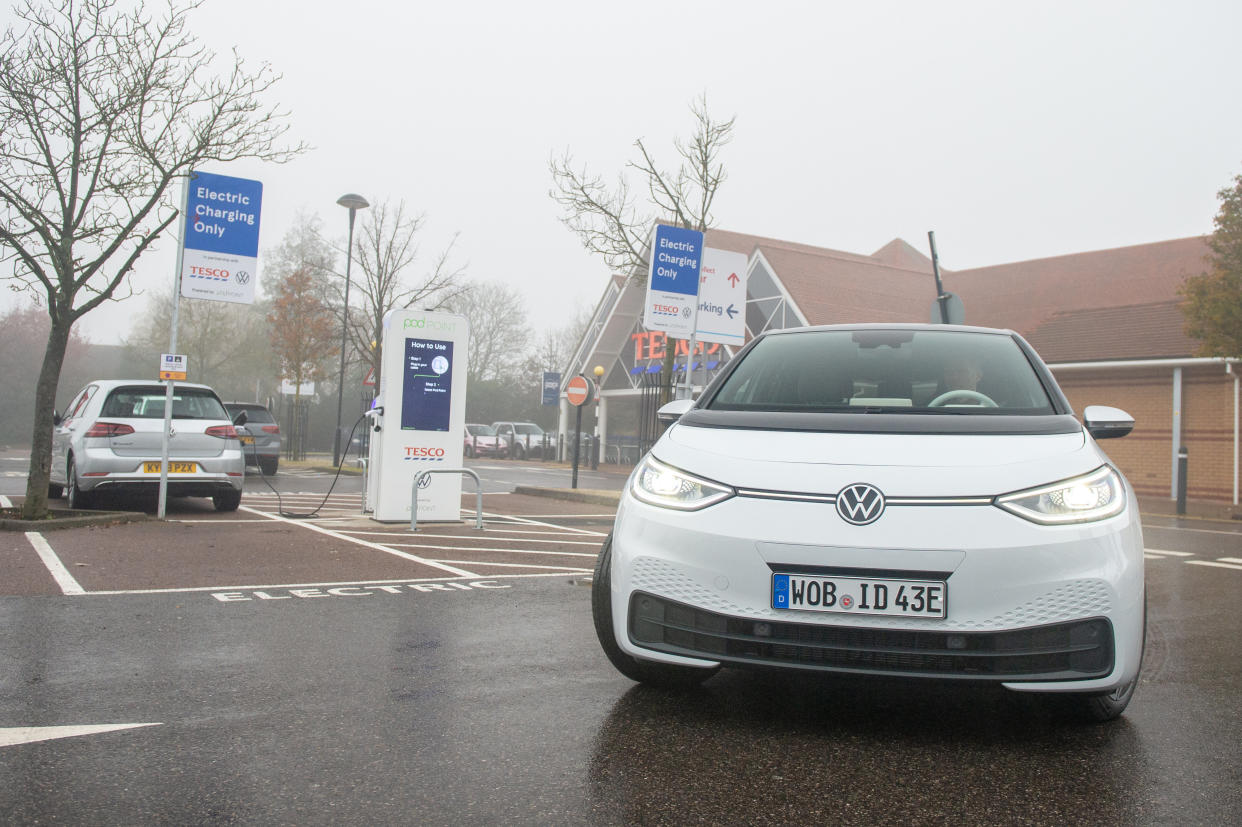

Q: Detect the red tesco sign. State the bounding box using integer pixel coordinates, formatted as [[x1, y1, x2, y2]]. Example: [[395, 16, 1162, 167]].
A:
[[566, 375, 594, 407]]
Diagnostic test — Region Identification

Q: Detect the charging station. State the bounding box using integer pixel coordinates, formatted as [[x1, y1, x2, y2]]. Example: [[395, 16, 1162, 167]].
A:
[[365, 309, 470, 522]]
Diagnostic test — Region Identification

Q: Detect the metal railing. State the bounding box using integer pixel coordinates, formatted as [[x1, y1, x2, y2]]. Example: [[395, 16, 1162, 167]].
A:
[[410, 468, 484, 532]]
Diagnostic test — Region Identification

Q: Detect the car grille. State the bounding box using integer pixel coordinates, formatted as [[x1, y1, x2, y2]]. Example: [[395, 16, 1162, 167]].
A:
[[628, 592, 1114, 681]]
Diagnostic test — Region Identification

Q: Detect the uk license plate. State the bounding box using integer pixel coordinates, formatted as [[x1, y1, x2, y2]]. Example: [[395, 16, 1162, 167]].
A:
[[772, 573, 946, 618], [238, 435, 254, 444], [143, 461, 197, 474]]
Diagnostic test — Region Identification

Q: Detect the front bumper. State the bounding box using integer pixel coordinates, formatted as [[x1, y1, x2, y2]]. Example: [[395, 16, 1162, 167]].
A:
[[608, 488, 1145, 693]]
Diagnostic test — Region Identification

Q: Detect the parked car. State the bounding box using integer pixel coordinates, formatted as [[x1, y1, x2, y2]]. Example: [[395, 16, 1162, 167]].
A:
[[224, 402, 281, 476], [464, 424, 507, 458], [491, 421, 550, 460], [50, 380, 245, 511], [593, 324, 1145, 722]]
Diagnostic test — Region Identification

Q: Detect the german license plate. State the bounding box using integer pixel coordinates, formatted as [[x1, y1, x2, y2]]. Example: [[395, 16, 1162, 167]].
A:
[[238, 435, 254, 444], [772, 573, 946, 618], [143, 461, 197, 474]]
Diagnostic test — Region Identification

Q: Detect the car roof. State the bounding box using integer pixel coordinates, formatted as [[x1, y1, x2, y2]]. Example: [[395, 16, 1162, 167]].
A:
[[224, 401, 269, 408], [83, 379, 218, 391], [765, 322, 1018, 337]]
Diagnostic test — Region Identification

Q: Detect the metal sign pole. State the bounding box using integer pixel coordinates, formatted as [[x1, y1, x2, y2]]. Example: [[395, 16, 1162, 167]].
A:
[[928, 230, 950, 324], [158, 174, 192, 519]]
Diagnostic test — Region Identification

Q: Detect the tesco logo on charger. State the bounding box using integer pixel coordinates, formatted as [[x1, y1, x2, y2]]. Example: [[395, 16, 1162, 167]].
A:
[[404, 446, 445, 461]]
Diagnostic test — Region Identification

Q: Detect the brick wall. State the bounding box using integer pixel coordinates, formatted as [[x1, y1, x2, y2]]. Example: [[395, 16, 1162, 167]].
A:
[[1052, 365, 1237, 502]]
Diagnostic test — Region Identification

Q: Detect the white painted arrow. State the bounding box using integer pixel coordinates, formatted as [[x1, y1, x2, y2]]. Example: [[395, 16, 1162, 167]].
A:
[[0, 723, 161, 748]]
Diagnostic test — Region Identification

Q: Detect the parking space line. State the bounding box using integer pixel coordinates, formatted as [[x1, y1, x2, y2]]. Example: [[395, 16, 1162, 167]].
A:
[[342, 531, 602, 547], [479, 511, 608, 537], [1144, 549, 1195, 557], [1219, 557, 1242, 565], [429, 558, 592, 573], [384, 542, 596, 558], [238, 505, 480, 578], [83, 571, 576, 597], [25, 532, 85, 596], [1187, 560, 1242, 571]]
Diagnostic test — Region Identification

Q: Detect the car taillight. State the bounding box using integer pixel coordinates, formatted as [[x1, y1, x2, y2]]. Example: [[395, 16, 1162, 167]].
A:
[[205, 425, 239, 439], [83, 422, 135, 438], [262, 425, 280, 434]]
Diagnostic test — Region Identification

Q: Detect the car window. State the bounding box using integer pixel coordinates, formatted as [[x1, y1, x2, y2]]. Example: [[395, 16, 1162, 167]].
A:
[[101, 386, 229, 420], [467, 425, 496, 436], [67, 385, 96, 420], [707, 329, 1055, 415], [515, 424, 544, 435], [228, 405, 274, 424]]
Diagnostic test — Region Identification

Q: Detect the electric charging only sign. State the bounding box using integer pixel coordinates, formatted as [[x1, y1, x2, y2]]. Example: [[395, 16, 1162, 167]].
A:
[[401, 338, 454, 432], [180, 170, 263, 305]]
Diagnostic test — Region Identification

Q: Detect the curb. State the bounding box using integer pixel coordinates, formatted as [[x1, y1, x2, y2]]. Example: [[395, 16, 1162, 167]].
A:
[[513, 486, 621, 507], [0, 509, 149, 532]]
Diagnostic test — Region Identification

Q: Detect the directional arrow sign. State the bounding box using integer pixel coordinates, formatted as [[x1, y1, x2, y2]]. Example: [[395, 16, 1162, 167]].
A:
[[694, 247, 749, 346]]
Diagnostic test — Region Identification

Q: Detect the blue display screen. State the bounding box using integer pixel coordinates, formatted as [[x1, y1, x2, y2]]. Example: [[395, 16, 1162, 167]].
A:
[[401, 338, 453, 431]]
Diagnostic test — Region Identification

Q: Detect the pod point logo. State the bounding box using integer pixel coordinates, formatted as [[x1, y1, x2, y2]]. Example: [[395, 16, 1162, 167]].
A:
[[836, 483, 885, 525], [403, 317, 457, 332]]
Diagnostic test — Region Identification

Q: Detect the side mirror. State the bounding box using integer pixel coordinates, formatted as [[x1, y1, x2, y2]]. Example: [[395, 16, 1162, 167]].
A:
[[53, 410, 62, 426], [1084, 405, 1134, 440], [657, 398, 694, 425], [232, 411, 248, 427]]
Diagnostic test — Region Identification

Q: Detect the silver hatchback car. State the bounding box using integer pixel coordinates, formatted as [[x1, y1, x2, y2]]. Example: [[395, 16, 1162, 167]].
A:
[[50, 380, 245, 511]]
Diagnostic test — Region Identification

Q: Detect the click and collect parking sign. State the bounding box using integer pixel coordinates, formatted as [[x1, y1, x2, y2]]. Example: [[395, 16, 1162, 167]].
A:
[[643, 224, 704, 337], [180, 170, 263, 305]]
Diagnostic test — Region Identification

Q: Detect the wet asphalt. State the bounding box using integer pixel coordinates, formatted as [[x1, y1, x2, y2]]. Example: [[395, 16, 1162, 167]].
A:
[[0, 459, 1240, 824]]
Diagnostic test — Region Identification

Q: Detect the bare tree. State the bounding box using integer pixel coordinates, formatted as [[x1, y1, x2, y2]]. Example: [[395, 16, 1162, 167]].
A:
[[343, 199, 467, 391], [0, 0, 303, 518], [449, 279, 532, 384], [267, 267, 336, 407], [549, 93, 734, 398]]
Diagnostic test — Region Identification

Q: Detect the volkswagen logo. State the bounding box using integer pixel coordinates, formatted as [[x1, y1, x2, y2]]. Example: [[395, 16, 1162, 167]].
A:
[[836, 483, 885, 525], [235, 270, 251, 285]]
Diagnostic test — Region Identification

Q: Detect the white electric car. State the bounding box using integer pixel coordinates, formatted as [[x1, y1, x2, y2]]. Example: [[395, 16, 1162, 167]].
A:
[[593, 324, 1145, 722]]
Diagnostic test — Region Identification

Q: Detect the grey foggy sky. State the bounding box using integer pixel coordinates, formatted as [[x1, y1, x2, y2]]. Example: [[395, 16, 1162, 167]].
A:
[[4, 0, 1242, 345]]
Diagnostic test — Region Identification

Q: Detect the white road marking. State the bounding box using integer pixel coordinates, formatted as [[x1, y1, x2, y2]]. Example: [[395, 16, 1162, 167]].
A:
[[384, 542, 596, 558], [1218, 557, 1242, 565], [25, 532, 85, 595], [429, 558, 592, 573], [1143, 548, 1195, 557], [341, 531, 602, 547], [1144, 524, 1242, 537], [82, 571, 579, 597], [0, 723, 161, 748], [238, 505, 479, 578], [1187, 560, 1242, 572], [479, 510, 608, 537]]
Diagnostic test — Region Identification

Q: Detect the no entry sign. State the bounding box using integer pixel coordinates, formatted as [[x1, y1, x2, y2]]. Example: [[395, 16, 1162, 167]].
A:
[[566, 375, 594, 407]]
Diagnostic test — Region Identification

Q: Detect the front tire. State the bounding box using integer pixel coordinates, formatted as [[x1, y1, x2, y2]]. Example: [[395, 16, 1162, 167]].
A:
[[48, 482, 64, 499], [591, 534, 719, 688], [212, 488, 242, 512], [65, 457, 93, 509], [1053, 592, 1146, 723]]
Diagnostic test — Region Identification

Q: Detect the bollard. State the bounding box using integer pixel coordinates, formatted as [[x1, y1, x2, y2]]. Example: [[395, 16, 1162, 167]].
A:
[[1176, 446, 1188, 515], [591, 435, 600, 470]]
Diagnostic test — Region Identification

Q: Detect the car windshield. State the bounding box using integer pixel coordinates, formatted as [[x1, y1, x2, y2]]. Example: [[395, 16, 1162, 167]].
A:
[[102, 386, 229, 420], [515, 424, 544, 435], [467, 425, 496, 436], [707, 329, 1055, 415]]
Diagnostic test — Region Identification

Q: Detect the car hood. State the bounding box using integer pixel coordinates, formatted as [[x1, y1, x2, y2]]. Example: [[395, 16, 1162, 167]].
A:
[[655, 422, 1098, 497]]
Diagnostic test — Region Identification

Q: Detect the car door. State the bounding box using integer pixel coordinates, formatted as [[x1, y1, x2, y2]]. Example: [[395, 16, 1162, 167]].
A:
[[51, 384, 97, 484]]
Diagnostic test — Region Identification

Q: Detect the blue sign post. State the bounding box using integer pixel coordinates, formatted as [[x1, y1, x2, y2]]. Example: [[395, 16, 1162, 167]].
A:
[[542, 371, 561, 406], [180, 170, 264, 305]]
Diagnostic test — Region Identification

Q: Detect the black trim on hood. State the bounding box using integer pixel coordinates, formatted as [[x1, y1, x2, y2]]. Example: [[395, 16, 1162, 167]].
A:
[[675, 410, 1085, 436]]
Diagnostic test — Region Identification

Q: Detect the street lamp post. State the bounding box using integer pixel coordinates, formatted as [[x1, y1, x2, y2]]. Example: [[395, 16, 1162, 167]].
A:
[[333, 193, 369, 467]]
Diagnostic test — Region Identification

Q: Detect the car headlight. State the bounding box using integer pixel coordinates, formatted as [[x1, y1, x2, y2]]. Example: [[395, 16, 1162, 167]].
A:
[[630, 456, 734, 511], [995, 466, 1125, 525]]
